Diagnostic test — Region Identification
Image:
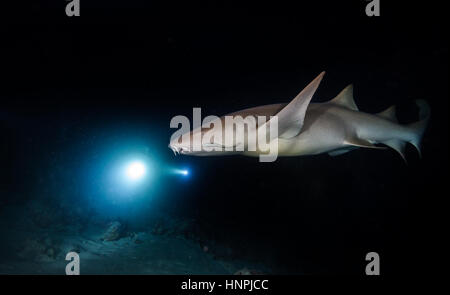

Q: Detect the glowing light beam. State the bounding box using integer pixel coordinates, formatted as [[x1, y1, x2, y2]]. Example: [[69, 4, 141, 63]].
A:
[[172, 168, 190, 177]]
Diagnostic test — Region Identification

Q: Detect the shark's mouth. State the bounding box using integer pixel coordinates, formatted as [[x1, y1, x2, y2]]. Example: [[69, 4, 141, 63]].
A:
[[169, 145, 190, 156], [169, 145, 180, 155], [169, 142, 243, 155]]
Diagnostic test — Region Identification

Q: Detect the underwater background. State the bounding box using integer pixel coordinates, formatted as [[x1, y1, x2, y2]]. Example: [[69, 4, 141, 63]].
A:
[[0, 1, 447, 274]]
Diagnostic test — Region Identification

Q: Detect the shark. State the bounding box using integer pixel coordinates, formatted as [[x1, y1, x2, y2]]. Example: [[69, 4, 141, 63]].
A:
[[169, 72, 430, 162]]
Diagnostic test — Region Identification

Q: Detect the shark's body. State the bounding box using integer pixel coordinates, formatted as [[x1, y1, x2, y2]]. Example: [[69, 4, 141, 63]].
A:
[[169, 72, 430, 161]]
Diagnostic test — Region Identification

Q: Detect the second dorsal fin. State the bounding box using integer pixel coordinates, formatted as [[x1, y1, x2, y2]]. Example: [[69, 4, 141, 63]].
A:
[[377, 105, 397, 123], [329, 84, 358, 111]]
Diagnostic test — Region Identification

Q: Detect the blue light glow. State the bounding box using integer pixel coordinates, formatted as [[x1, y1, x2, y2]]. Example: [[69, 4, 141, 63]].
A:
[[81, 132, 192, 219], [125, 161, 146, 181], [100, 154, 154, 202]]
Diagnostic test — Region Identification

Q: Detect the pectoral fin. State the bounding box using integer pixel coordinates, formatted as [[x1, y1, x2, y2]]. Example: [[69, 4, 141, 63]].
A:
[[268, 72, 325, 139], [343, 138, 386, 149], [383, 139, 407, 163], [328, 147, 358, 156]]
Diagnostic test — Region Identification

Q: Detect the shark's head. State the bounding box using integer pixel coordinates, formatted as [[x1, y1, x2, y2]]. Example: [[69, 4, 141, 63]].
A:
[[169, 117, 231, 156], [168, 128, 194, 155], [168, 138, 189, 156], [169, 105, 284, 158]]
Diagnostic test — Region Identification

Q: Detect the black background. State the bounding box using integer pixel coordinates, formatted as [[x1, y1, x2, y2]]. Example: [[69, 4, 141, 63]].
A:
[[0, 0, 447, 274]]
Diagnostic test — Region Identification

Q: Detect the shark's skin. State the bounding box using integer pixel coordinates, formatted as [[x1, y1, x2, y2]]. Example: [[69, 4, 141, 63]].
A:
[[169, 72, 430, 161]]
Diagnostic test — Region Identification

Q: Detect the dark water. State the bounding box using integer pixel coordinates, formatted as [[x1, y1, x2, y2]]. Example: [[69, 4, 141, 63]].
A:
[[0, 1, 447, 274]]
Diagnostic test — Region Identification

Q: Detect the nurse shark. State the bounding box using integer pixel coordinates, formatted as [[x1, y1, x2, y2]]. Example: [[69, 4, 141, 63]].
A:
[[169, 72, 430, 162]]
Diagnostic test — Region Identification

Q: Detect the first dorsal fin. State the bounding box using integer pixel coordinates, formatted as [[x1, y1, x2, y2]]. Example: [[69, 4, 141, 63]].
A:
[[269, 71, 325, 139], [329, 84, 358, 111], [377, 105, 397, 123]]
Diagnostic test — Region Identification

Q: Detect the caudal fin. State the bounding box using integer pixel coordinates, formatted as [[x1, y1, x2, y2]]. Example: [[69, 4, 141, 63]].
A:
[[408, 99, 431, 158]]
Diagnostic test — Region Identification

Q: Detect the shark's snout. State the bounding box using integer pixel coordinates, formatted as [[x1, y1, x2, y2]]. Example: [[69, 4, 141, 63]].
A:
[[168, 144, 178, 155], [168, 143, 191, 156]]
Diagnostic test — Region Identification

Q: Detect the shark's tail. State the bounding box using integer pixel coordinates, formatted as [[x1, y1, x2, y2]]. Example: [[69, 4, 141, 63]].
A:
[[407, 99, 431, 158]]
